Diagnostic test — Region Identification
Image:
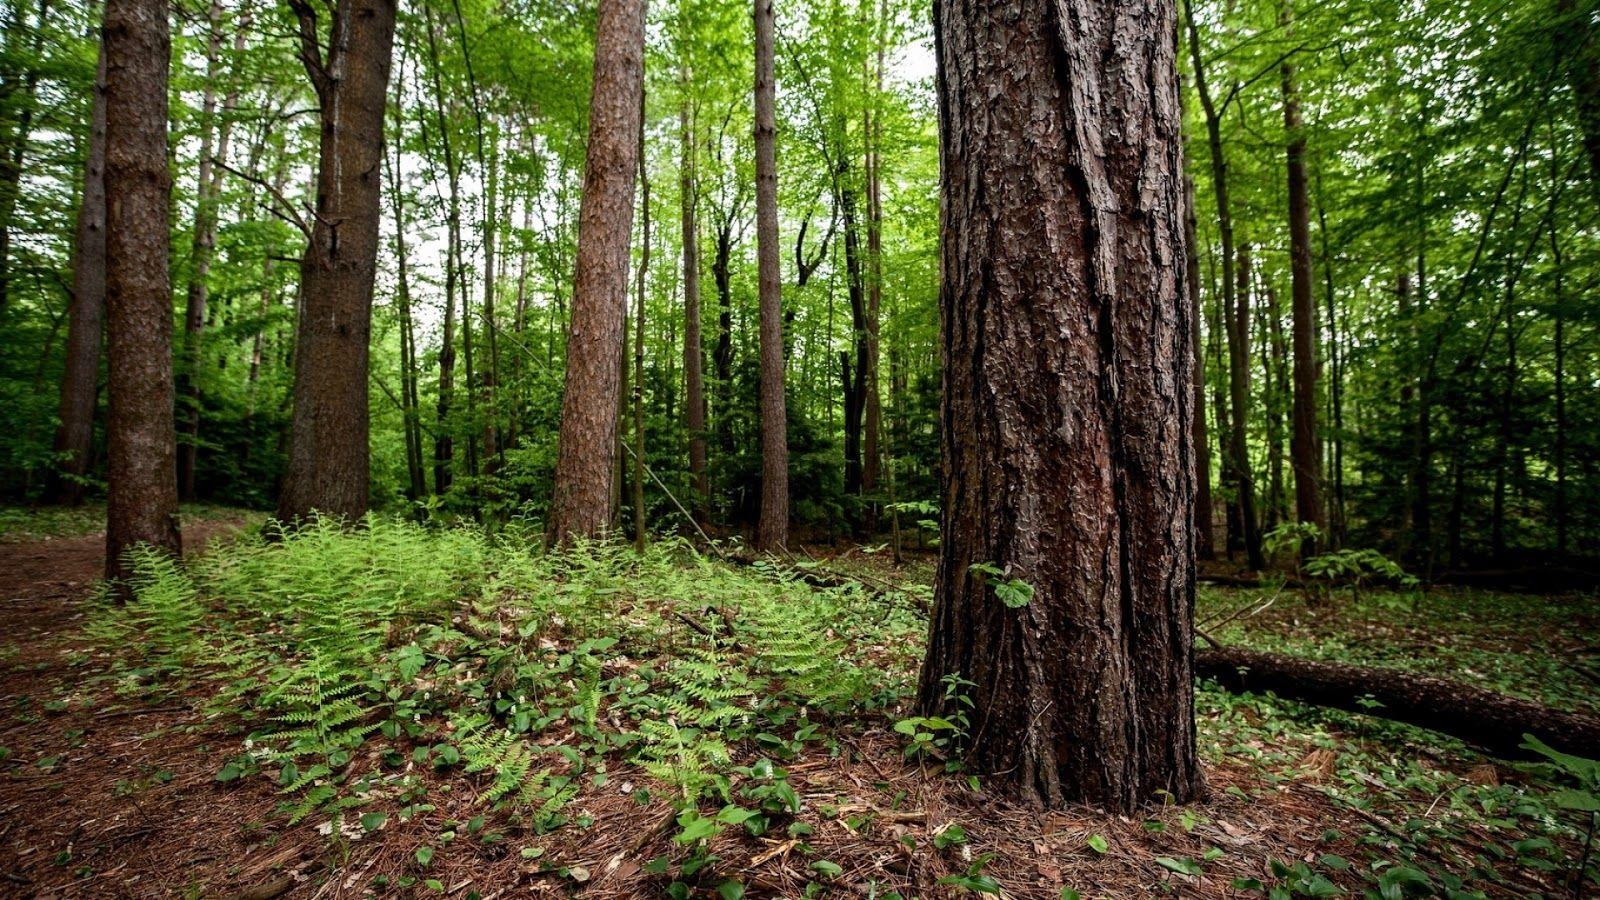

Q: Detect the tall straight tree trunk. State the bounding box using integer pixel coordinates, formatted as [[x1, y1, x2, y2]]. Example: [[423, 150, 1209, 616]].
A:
[[632, 92, 649, 551], [1551, 226, 1569, 556], [423, 7, 461, 496], [712, 219, 735, 459], [387, 83, 426, 504], [919, 0, 1201, 812], [861, 9, 886, 530], [102, 0, 179, 579], [277, 0, 397, 524], [1231, 244, 1264, 567], [177, 0, 228, 501], [840, 176, 866, 501], [753, 0, 788, 551], [1262, 281, 1287, 529], [1314, 168, 1344, 547], [547, 0, 645, 544], [1280, 2, 1323, 545], [680, 64, 709, 523], [1184, 0, 1261, 569], [46, 45, 107, 506], [1185, 177, 1214, 558]]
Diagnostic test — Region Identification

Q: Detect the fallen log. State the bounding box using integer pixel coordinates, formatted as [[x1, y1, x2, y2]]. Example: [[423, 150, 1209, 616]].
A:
[[1195, 646, 1600, 760]]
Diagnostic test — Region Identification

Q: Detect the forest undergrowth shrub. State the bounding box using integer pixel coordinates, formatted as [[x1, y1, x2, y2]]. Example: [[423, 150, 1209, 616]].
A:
[[85, 518, 920, 858]]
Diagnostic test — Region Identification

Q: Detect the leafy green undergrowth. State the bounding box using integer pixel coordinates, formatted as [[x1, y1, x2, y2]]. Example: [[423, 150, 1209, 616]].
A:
[[85, 518, 924, 893]]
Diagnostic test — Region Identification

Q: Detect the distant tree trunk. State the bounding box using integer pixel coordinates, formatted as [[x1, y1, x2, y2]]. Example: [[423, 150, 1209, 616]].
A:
[[422, 8, 460, 497], [248, 142, 287, 390], [862, 15, 886, 532], [1280, 5, 1323, 547], [919, 0, 1201, 812], [753, 0, 788, 551], [1314, 168, 1345, 547], [632, 92, 649, 552], [387, 85, 427, 504], [680, 67, 709, 523], [547, 0, 645, 544], [102, 0, 180, 580], [1261, 280, 1287, 529], [1551, 227, 1569, 556], [45, 46, 107, 507], [1231, 245, 1264, 567], [840, 177, 866, 502], [177, 0, 228, 502], [712, 216, 736, 461], [1184, 0, 1261, 569], [276, 0, 397, 524], [1185, 178, 1213, 559], [0, 0, 51, 317]]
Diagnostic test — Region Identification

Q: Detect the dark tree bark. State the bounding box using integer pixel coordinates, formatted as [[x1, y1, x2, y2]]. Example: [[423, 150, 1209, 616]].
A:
[[1231, 245, 1265, 567], [547, 0, 645, 544], [45, 46, 107, 507], [840, 177, 866, 502], [680, 63, 709, 524], [1280, 3, 1323, 545], [753, 0, 788, 551], [102, 0, 180, 580], [1197, 647, 1600, 761], [862, 14, 885, 530], [276, 0, 396, 524], [918, 0, 1201, 812]]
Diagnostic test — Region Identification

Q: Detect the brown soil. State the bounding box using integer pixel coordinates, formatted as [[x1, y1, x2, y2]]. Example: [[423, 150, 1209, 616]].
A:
[[0, 524, 1570, 899]]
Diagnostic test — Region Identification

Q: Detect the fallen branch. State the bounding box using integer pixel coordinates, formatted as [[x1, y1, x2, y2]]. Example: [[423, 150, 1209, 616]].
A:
[[1196, 646, 1600, 760]]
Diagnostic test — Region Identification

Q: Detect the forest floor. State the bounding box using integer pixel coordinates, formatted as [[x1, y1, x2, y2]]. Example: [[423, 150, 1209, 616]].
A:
[[0, 512, 1595, 899]]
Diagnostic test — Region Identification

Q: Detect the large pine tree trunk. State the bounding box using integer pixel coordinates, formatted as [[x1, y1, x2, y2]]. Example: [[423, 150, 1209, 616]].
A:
[[919, 0, 1201, 812], [102, 0, 180, 580], [46, 46, 107, 507], [277, 0, 396, 524], [753, 0, 788, 551], [547, 0, 645, 544]]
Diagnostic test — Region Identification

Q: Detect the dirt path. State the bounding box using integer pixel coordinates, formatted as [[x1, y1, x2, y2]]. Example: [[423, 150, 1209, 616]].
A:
[[0, 518, 329, 899]]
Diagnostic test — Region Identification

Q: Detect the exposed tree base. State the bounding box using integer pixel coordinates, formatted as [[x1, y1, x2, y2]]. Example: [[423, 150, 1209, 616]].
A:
[[1197, 646, 1600, 760]]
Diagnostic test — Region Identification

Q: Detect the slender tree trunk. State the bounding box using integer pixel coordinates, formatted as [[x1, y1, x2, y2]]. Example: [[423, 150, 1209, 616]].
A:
[[1314, 167, 1344, 547], [423, 8, 461, 497], [840, 177, 866, 502], [633, 91, 649, 551], [547, 0, 645, 544], [919, 0, 1201, 812], [277, 0, 397, 524], [177, 0, 227, 501], [1262, 280, 1287, 529], [1281, 3, 1323, 546], [680, 66, 709, 523], [1185, 178, 1214, 559], [46, 45, 107, 506], [712, 218, 735, 461], [1231, 244, 1264, 568], [1551, 226, 1568, 556], [1184, 0, 1261, 569], [102, 0, 180, 579], [862, 12, 886, 531], [387, 80, 426, 504], [753, 0, 788, 551]]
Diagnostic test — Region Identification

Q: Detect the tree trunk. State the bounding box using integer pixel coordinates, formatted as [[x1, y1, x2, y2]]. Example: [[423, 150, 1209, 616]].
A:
[[1185, 178, 1213, 559], [840, 177, 866, 502], [277, 0, 397, 524], [712, 217, 736, 461], [387, 79, 427, 504], [918, 0, 1201, 812], [177, 0, 228, 502], [633, 90, 649, 552], [102, 0, 180, 580], [862, 16, 885, 532], [1184, 0, 1262, 569], [547, 0, 645, 544], [46, 45, 107, 507], [753, 0, 788, 551], [1196, 647, 1600, 761], [1280, 4, 1323, 547], [680, 64, 709, 524]]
